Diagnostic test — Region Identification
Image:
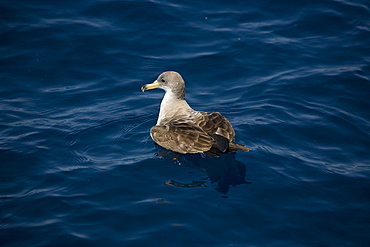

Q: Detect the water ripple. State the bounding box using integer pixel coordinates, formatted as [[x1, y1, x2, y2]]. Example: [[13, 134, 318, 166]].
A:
[[1, 0, 370, 246]]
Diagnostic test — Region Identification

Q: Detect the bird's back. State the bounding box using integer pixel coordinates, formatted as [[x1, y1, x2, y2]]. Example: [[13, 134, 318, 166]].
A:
[[190, 111, 236, 142]]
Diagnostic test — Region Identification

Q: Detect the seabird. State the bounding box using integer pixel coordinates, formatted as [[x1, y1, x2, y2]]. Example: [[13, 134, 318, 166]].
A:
[[141, 71, 251, 157]]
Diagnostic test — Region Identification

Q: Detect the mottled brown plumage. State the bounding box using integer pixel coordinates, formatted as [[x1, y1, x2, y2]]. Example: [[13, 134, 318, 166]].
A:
[[141, 71, 251, 157]]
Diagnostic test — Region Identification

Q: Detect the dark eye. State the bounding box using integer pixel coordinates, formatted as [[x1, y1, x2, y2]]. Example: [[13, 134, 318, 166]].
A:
[[161, 78, 165, 83]]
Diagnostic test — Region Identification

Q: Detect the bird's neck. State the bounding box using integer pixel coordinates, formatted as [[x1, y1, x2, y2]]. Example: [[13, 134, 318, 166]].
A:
[[157, 90, 193, 125]]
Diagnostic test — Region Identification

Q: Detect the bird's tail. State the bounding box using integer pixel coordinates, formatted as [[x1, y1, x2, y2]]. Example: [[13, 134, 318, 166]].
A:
[[228, 142, 252, 152], [204, 138, 251, 157]]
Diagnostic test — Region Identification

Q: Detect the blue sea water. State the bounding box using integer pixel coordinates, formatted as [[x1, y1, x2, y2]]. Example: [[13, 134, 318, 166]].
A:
[[1, 0, 370, 246]]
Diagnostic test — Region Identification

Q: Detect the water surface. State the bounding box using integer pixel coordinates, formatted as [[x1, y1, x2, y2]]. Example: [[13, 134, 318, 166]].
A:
[[1, 0, 370, 246]]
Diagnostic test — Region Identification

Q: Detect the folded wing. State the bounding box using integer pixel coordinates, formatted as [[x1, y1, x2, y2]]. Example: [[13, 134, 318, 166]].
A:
[[193, 111, 235, 141], [150, 118, 214, 154]]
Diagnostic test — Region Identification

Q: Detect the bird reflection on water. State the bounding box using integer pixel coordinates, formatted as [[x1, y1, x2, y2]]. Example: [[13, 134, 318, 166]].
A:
[[155, 146, 250, 194]]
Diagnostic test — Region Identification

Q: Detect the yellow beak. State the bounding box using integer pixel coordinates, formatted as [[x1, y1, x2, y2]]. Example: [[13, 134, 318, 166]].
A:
[[141, 80, 160, 92]]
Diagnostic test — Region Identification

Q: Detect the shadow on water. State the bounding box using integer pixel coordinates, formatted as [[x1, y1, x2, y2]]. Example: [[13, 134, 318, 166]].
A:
[[155, 146, 250, 194]]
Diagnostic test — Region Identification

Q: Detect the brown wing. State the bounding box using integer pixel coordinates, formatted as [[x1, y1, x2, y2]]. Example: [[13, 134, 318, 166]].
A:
[[150, 118, 214, 154], [193, 111, 235, 141]]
